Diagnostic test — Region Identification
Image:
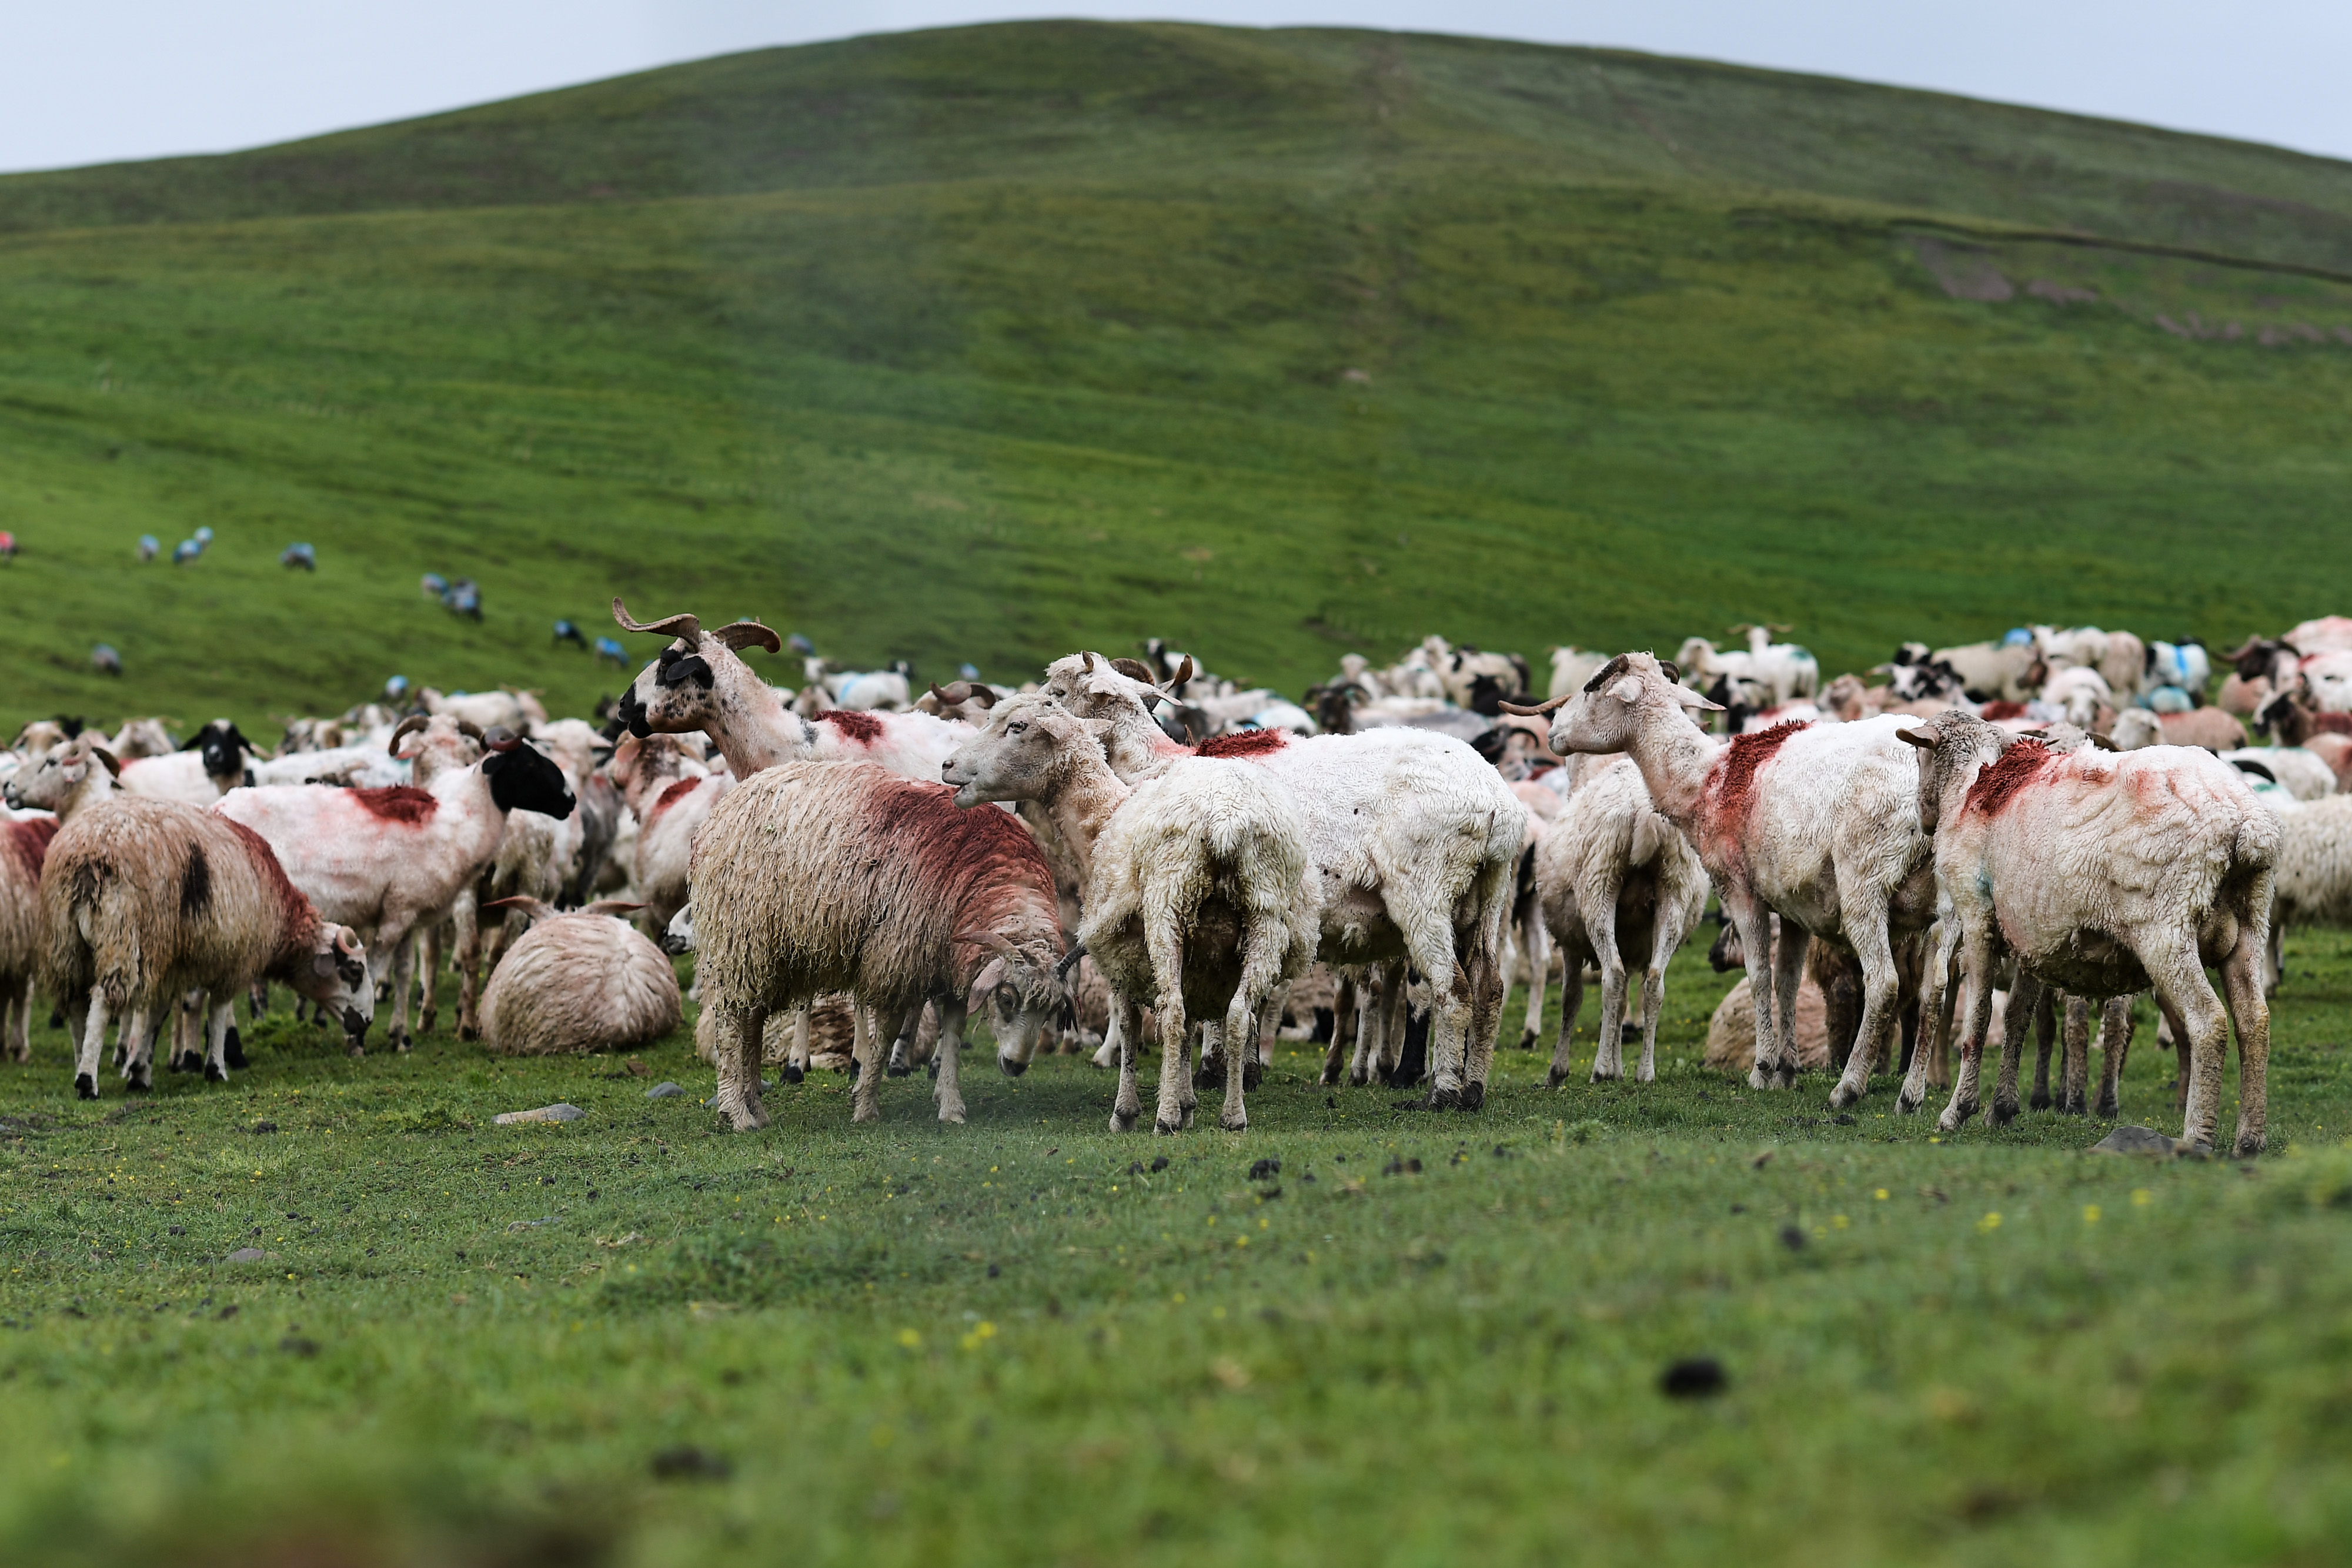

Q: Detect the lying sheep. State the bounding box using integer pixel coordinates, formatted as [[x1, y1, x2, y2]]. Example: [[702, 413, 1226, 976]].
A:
[[36, 794, 373, 1096], [476, 897, 680, 1055], [690, 760, 1065, 1130]]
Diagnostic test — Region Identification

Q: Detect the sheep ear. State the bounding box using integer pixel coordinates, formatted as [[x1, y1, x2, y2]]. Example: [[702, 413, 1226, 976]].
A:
[[1665, 683, 1720, 712], [583, 900, 645, 917], [92, 747, 121, 777], [964, 957, 1008, 1017], [1897, 727, 1936, 748]]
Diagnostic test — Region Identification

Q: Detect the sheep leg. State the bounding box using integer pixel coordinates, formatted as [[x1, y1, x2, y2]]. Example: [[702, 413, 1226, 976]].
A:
[[888, 1005, 919, 1078], [1987, 968, 2042, 1128], [1639, 895, 1690, 1084], [121, 1005, 154, 1092], [1218, 912, 1294, 1133], [2264, 919, 2283, 999], [1723, 891, 1780, 1089], [2094, 995, 2133, 1119], [2, 981, 24, 1064], [203, 999, 237, 1083], [74, 993, 112, 1099], [1546, 940, 1586, 1089], [1095, 1007, 1124, 1074], [452, 890, 484, 1041], [416, 922, 442, 1037], [1152, 994, 1192, 1136], [1319, 973, 1356, 1086], [1110, 995, 1143, 1132], [783, 1008, 810, 1084], [1770, 921, 1808, 1085], [1254, 985, 1283, 1082], [931, 1000, 968, 1125], [1588, 888, 1629, 1083], [851, 1004, 885, 1124], [2029, 984, 2058, 1111], [1460, 942, 1505, 1110], [1828, 905, 1902, 1109], [2156, 998, 2190, 1113], [387, 930, 417, 1052], [2145, 942, 2231, 1155], [711, 1005, 771, 1132], [1936, 929, 1999, 1132], [1897, 922, 1957, 1114], [2059, 994, 2092, 1116], [1380, 971, 1415, 1084], [1395, 908, 1469, 1110], [1347, 963, 1388, 1087], [2219, 938, 2271, 1158], [1518, 910, 1549, 1052]]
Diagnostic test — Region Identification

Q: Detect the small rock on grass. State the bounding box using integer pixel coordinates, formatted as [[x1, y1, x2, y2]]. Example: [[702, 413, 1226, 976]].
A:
[[646, 1082, 684, 1100], [650, 1445, 733, 1481], [226, 1247, 266, 1263], [2092, 1125, 2196, 1158], [495, 1103, 584, 1125]]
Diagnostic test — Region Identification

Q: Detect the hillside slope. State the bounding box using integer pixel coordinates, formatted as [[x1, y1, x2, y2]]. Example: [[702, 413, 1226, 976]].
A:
[[1, 23, 2349, 733]]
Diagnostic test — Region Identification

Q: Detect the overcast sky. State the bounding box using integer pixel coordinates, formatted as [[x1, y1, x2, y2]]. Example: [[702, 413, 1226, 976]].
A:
[[6, 1, 2350, 175]]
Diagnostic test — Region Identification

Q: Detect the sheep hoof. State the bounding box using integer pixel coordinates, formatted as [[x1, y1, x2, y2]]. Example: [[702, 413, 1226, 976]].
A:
[[938, 1108, 966, 1125], [1243, 1059, 1262, 1090], [1988, 1100, 2017, 1129], [1589, 1067, 1619, 1084], [1177, 1105, 1196, 1129], [166, 1054, 193, 1074], [2094, 1095, 2119, 1119], [925, 1059, 939, 1079], [886, 1062, 911, 1079], [780, 1064, 804, 1085], [851, 1104, 878, 1125], [1749, 1065, 1774, 1091], [1773, 1063, 1800, 1089], [1154, 1118, 1182, 1136], [1396, 1089, 1459, 1112], [1829, 1082, 1862, 1110], [1896, 1089, 1923, 1115], [2029, 1089, 2052, 1111], [1937, 1102, 1974, 1132], [1544, 1065, 1571, 1089], [345, 1042, 366, 1059], [223, 1029, 248, 1069], [1111, 1109, 1137, 1132], [1516, 1029, 1539, 1052], [123, 1074, 151, 1093], [1459, 1082, 1485, 1112], [458, 1025, 479, 1042], [1348, 1068, 1369, 1087], [2234, 1132, 2265, 1159], [1219, 1112, 1248, 1132], [74, 1074, 97, 1100], [204, 1061, 228, 1084]]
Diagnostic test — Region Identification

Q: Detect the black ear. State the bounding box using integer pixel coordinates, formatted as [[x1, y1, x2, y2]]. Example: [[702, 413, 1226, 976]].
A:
[[657, 653, 713, 690]]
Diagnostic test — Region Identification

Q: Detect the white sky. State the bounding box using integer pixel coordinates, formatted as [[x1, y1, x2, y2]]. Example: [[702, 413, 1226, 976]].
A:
[[5, 2, 2350, 176]]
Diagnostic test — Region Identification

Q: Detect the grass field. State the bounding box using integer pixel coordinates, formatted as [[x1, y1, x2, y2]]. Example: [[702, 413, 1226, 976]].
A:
[[3, 929, 2350, 1566], [7, 23, 2352, 1564]]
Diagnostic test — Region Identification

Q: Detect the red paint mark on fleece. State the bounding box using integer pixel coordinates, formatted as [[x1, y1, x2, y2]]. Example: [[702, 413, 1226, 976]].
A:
[[823, 710, 886, 745], [2314, 712, 2352, 736], [1197, 729, 1289, 760], [1964, 740, 2053, 819], [860, 772, 1058, 962], [2, 817, 57, 882], [1977, 701, 2029, 721], [219, 817, 319, 939], [1705, 721, 1806, 827], [649, 777, 703, 822], [351, 786, 438, 826]]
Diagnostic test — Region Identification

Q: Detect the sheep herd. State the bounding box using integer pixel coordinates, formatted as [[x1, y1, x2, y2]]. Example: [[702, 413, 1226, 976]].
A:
[[0, 601, 2340, 1158]]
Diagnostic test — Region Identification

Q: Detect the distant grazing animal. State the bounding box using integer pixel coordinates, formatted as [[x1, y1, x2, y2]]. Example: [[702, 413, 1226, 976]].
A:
[[172, 540, 201, 565], [420, 573, 449, 600], [280, 543, 316, 570], [136, 536, 159, 563], [553, 619, 587, 650], [444, 578, 483, 618], [594, 636, 627, 667], [0, 531, 16, 560], [91, 646, 122, 677]]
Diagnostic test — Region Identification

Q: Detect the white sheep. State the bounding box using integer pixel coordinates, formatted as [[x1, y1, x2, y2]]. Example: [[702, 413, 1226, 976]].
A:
[[1521, 653, 1933, 1110], [116, 721, 255, 804], [476, 896, 680, 1055], [944, 694, 1317, 1132], [1534, 757, 1709, 1084], [1895, 711, 2276, 1155]]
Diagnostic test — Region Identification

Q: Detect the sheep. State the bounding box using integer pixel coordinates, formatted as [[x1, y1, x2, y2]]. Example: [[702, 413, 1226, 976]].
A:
[[36, 795, 374, 1096], [5, 733, 126, 824], [474, 896, 680, 1054], [1877, 644, 1966, 704], [107, 718, 177, 760], [1043, 653, 1522, 1111], [690, 760, 1065, 1130], [214, 717, 574, 1053], [943, 694, 1317, 1132], [2142, 639, 2211, 703], [0, 812, 58, 1062], [1548, 647, 1613, 701], [247, 741, 408, 790], [612, 601, 974, 784], [609, 734, 731, 940], [1679, 627, 1819, 712], [2221, 748, 2336, 802], [917, 681, 1003, 726], [116, 720, 254, 803], [1515, 653, 1935, 1111], [1893, 711, 2276, 1155], [1533, 757, 1709, 1085], [2038, 665, 2113, 729], [418, 687, 547, 734], [1930, 636, 2041, 704], [2110, 706, 2244, 752]]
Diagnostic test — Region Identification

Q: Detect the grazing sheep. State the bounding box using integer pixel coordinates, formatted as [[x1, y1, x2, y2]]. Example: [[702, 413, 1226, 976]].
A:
[[690, 761, 1065, 1130], [1930, 636, 2040, 704], [418, 687, 547, 734], [2038, 665, 2113, 728], [1517, 653, 1934, 1108], [1547, 647, 1614, 701], [944, 694, 1317, 1133], [116, 720, 254, 804], [1534, 757, 1709, 1085], [1895, 712, 2275, 1155], [475, 896, 680, 1055], [2222, 748, 2336, 801], [37, 796, 373, 1096], [1043, 653, 1521, 1111]]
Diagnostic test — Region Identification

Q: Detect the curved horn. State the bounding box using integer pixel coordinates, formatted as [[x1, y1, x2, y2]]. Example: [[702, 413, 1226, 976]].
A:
[[611, 598, 701, 641], [1498, 694, 1571, 717], [1054, 941, 1088, 984], [455, 718, 486, 742], [1161, 656, 1194, 691], [1726, 623, 1752, 635], [387, 713, 429, 755], [483, 894, 556, 923], [710, 620, 781, 654], [956, 928, 1020, 961], [967, 684, 997, 710], [582, 899, 646, 917], [1659, 659, 1681, 683], [482, 726, 522, 753], [334, 926, 363, 956], [91, 745, 121, 778], [933, 681, 971, 704], [1081, 651, 1098, 672]]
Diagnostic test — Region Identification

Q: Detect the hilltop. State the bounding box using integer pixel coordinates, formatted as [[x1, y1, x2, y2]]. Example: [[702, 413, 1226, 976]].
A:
[[2, 22, 2349, 732]]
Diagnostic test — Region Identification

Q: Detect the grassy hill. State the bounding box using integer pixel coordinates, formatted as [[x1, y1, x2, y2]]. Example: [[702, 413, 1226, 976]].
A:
[[3, 22, 2351, 734]]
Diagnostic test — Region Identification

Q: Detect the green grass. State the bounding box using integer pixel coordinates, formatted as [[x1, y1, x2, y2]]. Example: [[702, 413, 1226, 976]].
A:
[[4, 931, 2350, 1566], [4, 24, 2352, 731]]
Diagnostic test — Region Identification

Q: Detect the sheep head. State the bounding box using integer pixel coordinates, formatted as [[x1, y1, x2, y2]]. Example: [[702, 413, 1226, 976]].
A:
[[610, 599, 782, 741], [1538, 652, 1718, 758], [292, 922, 374, 1043], [939, 693, 1107, 809], [3, 734, 120, 812], [958, 927, 1067, 1076], [1895, 708, 2007, 832]]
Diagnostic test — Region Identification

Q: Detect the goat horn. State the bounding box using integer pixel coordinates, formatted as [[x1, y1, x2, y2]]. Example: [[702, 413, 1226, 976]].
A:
[[956, 928, 1020, 960], [1054, 942, 1088, 983], [1659, 659, 1681, 683], [387, 714, 429, 755], [1498, 695, 1571, 717], [610, 598, 701, 641], [710, 620, 781, 654], [455, 718, 486, 742], [482, 726, 522, 753], [968, 684, 997, 709], [483, 895, 556, 923], [1081, 651, 1098, 672], [1162, 656, 1194, 691], [334, 927, 363, 956], [582, 900, 646, 917], [1726, 623, 1751, 634]]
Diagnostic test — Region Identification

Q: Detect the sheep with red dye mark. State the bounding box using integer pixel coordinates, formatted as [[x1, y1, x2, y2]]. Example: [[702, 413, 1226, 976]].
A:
[[0, 813, 58, 1061], [1533, 757, 1709, 1086], [612, 601, 972, 784], [689, 760, 1064, 1131], [1895, 710, 2277, 1155], [1518, 653, 1935, 1108], [944, 694, 1317, 1134], [1040, 653, 1521, 1112], [35, 794, 372, 1097], [475, 896, 680, 1055], [214, 715, 574, 1052], [609, 734, 730, 941]]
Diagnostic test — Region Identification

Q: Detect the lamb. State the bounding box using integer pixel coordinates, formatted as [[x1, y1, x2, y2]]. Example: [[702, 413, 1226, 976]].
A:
[[116, 720, 254, 803], [475, 897, 680, 1055], [943, 694, 1317, 1132], [1534, 757, 1709, 1085], [1515, 653, 1935, 1109], [213, 717, 574, 1052], [35, 794, 373, 1097], [689, 760, 1065, 1130], [1043, 653, 1522, 1110], [1893, 711, 2276, 1155], [612, 601, 973, 784], [107, 718, 177, 759]]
